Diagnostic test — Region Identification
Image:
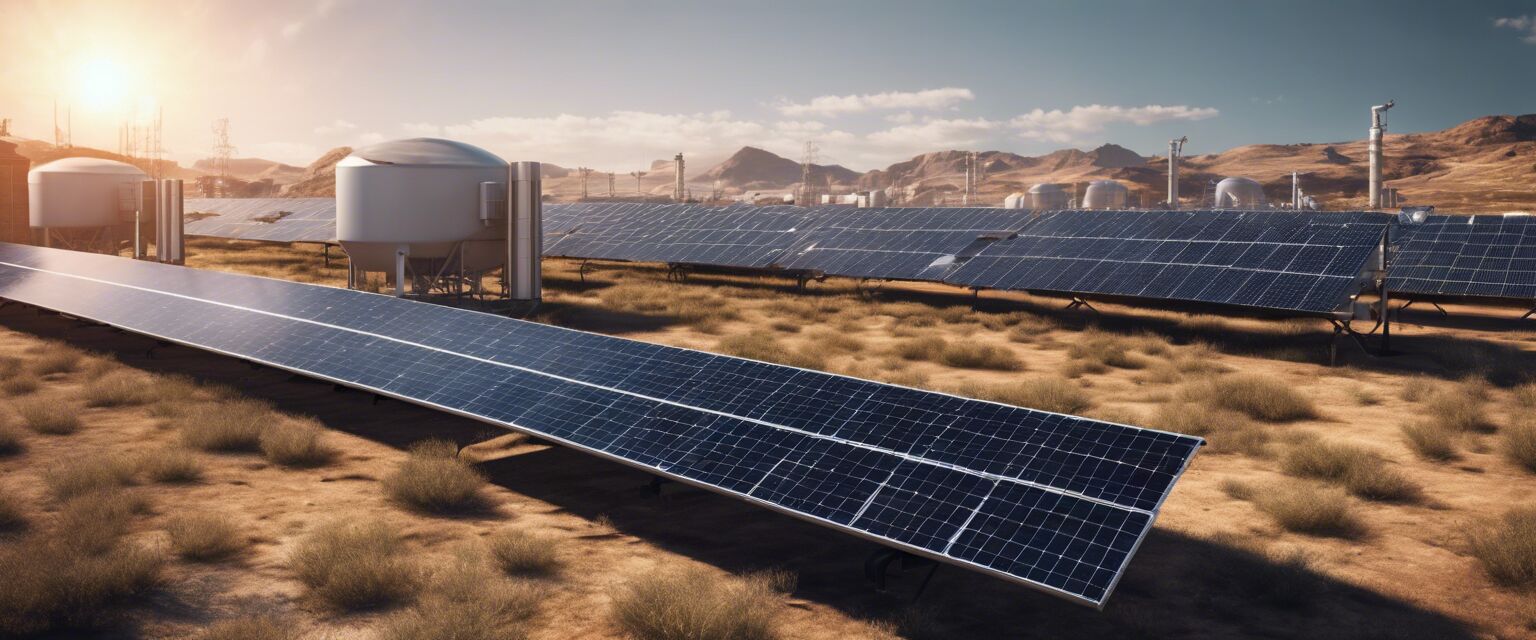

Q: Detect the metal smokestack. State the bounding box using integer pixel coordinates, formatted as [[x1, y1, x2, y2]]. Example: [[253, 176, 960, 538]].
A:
[[1368, 100, 1394, 209], [1292, 171, 1300, 209], [507, 161, 542, 302], [673, 153, 685, 202], [1167, 136, 1186, 208]]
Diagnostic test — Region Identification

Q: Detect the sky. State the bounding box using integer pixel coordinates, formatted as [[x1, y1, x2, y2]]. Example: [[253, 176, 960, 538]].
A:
[[3, 0, 1536, 172]]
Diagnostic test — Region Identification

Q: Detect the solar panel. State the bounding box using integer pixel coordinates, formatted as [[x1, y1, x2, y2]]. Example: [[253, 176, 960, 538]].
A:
[[184, 198, 337, 243], [542, 203, 814, 269], [946, 210, 1392, 315], [1387, 214, 1536, 301], [0, 242, 1201, 607], [774, 207, 1036, 281]]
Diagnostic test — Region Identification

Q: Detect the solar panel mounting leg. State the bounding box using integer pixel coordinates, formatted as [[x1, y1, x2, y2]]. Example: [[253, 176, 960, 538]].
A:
[[864, 547, 939, 600], [323, 244, 331, 268], [1523, 306, 1536, 320], [1064, 297, 1099, 313], [1432, 302, 1448, 316]]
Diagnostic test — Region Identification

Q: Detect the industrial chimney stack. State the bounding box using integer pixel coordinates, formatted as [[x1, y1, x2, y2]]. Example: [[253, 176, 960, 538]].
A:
[[1167, 136, 1186, 208], [1368, 101, 1394, 209], [673, 153, 685, 202]]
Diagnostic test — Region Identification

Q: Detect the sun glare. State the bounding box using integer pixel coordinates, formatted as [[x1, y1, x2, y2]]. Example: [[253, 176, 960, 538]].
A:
[[73, 56, 131, 112]]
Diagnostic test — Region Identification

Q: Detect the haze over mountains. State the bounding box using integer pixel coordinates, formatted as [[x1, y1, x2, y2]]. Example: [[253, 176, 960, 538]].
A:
[[7, 114, 1535, 212]]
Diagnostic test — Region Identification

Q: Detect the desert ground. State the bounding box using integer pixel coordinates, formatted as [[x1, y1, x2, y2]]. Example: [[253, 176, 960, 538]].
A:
[[2, 237, 1536, 639]]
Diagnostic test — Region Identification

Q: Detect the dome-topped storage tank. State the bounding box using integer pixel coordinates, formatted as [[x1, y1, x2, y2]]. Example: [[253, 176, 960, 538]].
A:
[[1026, 183, 1068, 210], [29, 157, 145, 229], [1214, 176, 1266, 208], [1082, 180, 1129, 209], [1002, 192, 1026, 209], [337, 138, 509, 277]]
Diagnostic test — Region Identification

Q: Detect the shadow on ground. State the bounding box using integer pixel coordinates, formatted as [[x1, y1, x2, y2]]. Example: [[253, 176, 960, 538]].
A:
[[0, 309, 1479, 640]]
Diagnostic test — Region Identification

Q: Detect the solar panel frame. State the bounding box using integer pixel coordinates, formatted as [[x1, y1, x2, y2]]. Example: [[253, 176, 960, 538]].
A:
[[184, 197, 338, 243], [542, 202, 815, 269], [774, 207, 1036, 281], [1386, 214, 1536, 302], [945, 209, 1392, 316], [0, 242, 1203, 608]]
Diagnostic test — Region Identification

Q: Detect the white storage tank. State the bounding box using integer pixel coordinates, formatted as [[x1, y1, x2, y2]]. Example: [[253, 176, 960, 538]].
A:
[[337, 138, 509, 274], [1026, 183, 1069, 210], [1214, 176, 1266, 208], [28, 157, 145, 228], [1082, 180, 1129, 209], [1002, 192, 1026, 209]]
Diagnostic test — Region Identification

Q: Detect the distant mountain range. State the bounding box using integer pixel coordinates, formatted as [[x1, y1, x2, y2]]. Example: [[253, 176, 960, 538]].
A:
[[8, 113, 1535, 211]]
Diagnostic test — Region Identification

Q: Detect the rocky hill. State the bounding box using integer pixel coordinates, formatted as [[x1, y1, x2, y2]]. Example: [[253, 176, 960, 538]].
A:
[[696, 146, 859, 189], [282, 147, 351, 197], [192, 157, 304, 184]]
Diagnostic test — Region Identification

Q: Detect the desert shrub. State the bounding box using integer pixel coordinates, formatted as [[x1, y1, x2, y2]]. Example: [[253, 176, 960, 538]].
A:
[[0, 421, 24, 456], [488, 528, 561, 577], [611, 566, 780, 640], [167, 514, 247, 562], [0, 488, 25, 532], [1220, 479, 1257, 501], [1149, 402, 1269, 456], [938, 343, 1022, 371], [384, 440, 488, 514], [44, 454, 138, 501], [178, 400, 271, 452], [1, 372, 40, 396], [598, 283, 738, 327], [893, 336, 947, 362], [1250, 481, 1362, 538], [139, 448, 203, 484], [195, 616, 296, 640], [1420, 382, 1496, 433], [13, 397, 81, 434], [1513, 383, 1536, 409], [81, 371, 155, 407], [260, 418, 336, 468], [1468, 507, 1536, 588], [0, 531, 162, 634], [30, 348, 82, 375], [290, 519, 419, 609], [1281, 440, 1420, 502], [715, 332, 826, 370], [1504, 420, 1536, 473], [1351, 386, 1382, 406], [950, 377, 1090, 415], [55, 490, 142, 554], [380, 553, 540, 640], [804, 328, 865, 354], [1401, 421, 1459, 461], [1065, 330, 1158, 371], [1185, 374, 1318, 422]]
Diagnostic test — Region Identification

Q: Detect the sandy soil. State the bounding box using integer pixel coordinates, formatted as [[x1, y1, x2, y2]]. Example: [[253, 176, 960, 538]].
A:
[[3, 239, 1536, 638]]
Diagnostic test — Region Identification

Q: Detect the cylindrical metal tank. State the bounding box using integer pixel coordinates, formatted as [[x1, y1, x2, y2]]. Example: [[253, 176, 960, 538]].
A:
[[28, 157, 146, 228], [1082, 180, 1129, 209], [1026, 183, 1069, 210], [337, 138, 509, 273], [1002, 192, 1025, 209], [1213, 176, 1266, 208]]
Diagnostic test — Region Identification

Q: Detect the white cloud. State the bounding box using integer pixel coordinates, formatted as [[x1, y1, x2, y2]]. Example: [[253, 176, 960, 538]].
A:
[[244, 141, 321, 165], [1008, 104, 1218, 143], [356, 132, 385, 146], [866, 118, 1000, 148], [777, 88, 974, 117], [314, 119, 357, 135], [885, 112, 916, 124], [1495, 15, 1536, 43], [280, 21, 304, 39], [400, 122, 444, 137]]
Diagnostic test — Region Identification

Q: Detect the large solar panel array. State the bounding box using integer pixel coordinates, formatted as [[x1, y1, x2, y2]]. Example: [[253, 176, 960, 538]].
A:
[[946, 210, 1391, 315], [543, 202, 814, 269], [1387, 214, 1536, 301], [775, 207, 1037, 281], [184, 198, 337, 243], [0, 242, 1201, 607]]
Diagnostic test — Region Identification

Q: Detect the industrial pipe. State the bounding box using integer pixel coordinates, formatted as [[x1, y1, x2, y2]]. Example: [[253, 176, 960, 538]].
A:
[[507, 161, 542, 302], [1368, 100, 1394, 209]]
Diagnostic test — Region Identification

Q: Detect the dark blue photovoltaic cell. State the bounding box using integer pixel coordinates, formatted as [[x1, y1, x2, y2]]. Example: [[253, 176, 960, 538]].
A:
[[946, 210, 1391, 314], [542, 202, 813, 268], [1387, 214, 1536, 300], [0, 243, 1201, 607], [775, 207, 1035, 281], [185, 198, 337, 243]]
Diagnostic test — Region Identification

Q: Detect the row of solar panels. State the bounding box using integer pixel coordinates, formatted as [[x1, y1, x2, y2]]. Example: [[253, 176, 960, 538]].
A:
[[183, 199, 1536, 315], [0, 242, 1203, 608]]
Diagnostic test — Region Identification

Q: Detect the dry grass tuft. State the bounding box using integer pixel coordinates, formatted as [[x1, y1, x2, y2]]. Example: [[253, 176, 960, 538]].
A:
[[30, 347, 83, 376], [1282, 440, 1421, 502], [1, 372, 40, 396], [1419, 381, 1496, 433], [488, 528, 561, 577], [138, 448, 203, 484], [0, 488, 25, 532], [1064, 329, 1164, 372], [949, 377, 1091, 415], [803, 328, 865, 354], [1149, 402, 1269, 457], [1513, 383, 1536, 410], [178, 400, 272, 452], [716, 332, 826, 370], [0, 489, 162, 635], [13, 396, 82, 434], [0, 421, 24, 456], [167, 514, 248, 562], [611, 565, 781, 640], [1468, 507, 1536, 588], [1401, 421, 1459, 461], [290, 519, 420, 610], [44, 454, 138, 501], [937, 342, 1022, 371], [194, 616, 297, 640], [893, 336, 947, 362], [259, 418, 336, 468], [1183, 374, 1318, 422], [1244, 480, 1363, 538], [384, 440, 489, 514], [380, 553, 541, 640], [81, 371, 156, 407], [598, 282, 740, 328], [1503, 419, 1536, 474]]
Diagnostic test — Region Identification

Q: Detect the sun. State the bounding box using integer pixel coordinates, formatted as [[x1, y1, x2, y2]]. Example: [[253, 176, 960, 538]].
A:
[[73, 56, 132, 112]]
